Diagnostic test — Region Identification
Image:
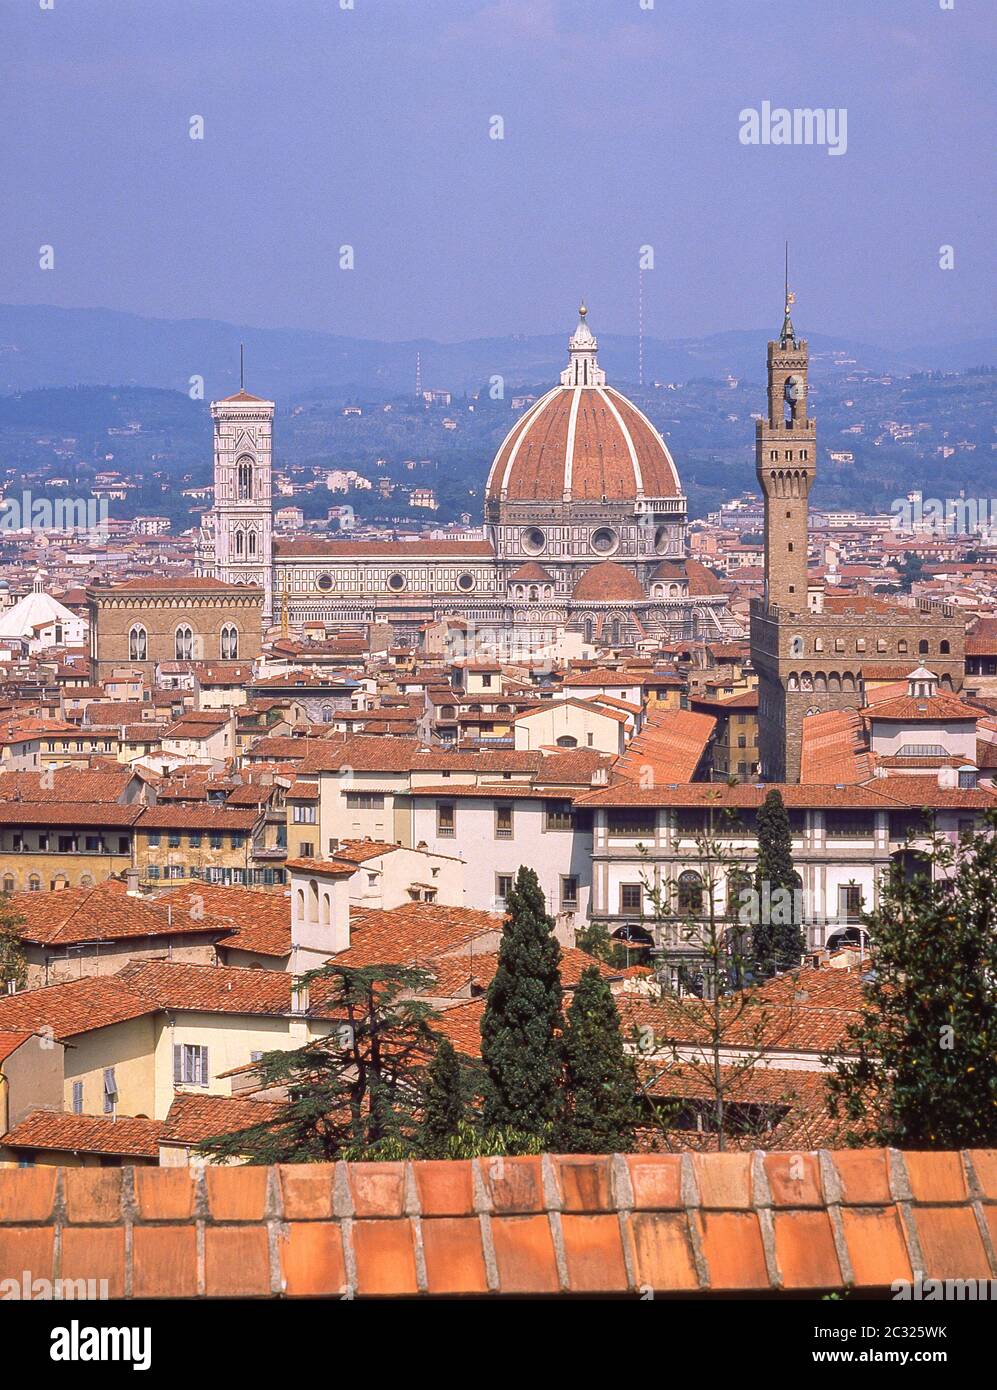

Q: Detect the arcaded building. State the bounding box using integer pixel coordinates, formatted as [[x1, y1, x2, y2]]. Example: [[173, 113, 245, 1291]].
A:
[[196, 307, 741, 647]]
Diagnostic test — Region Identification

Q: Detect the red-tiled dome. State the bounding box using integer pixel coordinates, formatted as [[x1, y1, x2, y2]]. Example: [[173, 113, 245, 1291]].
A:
[[486, 387, 681, 503], [572, 561, 646, 603], [485, 306, 682, 505]]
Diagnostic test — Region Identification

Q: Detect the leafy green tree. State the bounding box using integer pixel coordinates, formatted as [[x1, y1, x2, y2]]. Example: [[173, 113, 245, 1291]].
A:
[[198, 962, 438, 1163], [752, 789, 804, 978], [825, 811, 997, 1148], [0, 895, 27, 992], [556, 966, 639, 1153], [480, 866, 563, 1134]]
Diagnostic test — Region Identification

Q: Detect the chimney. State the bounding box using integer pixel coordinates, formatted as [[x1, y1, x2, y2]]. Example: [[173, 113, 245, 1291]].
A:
[[125, 867, 141, 896]]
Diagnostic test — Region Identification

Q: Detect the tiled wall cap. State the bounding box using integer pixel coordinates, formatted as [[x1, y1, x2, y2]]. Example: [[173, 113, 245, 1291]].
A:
[[0, 1150, 990, 1297]]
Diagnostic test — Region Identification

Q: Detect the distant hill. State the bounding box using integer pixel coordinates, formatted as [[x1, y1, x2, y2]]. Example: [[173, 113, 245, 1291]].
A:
[[0, 303, 992, 402]]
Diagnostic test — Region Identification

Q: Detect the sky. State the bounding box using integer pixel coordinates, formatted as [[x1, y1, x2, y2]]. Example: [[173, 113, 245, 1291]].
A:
[[2, 0, 994, 347]]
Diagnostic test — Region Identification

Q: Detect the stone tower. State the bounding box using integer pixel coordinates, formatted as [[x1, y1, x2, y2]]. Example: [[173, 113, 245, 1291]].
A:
[[756, 290, 816, 611], [210, 386, 274, 624], [751, 273, 964, 782]]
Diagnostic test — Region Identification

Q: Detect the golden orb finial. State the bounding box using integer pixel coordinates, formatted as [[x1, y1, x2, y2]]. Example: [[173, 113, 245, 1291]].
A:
[[578, 302, 587, 318]]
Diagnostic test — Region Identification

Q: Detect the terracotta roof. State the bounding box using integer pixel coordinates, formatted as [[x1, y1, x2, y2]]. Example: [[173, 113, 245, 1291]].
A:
[[864, 695, 980, 722], [336, 903, 503, 970], [160, 1092, 286, 1145], [508, 561, 555, 582], [0, 1029, 36, 1063], [10, 880, 228, 947], [116, 959, 343, 1019], [0, 975, 156, 1039], [154, 883, 292, 958], [0, 1149, 990, 1296], [572, 561, 646, 603], [613, 708, 716, 786], [0, 802, 144, 828], [1, 1109, 163, 1158], [800, 708, 875, 785], [0, 766, 134, 803], [135, 805, 258, 831]]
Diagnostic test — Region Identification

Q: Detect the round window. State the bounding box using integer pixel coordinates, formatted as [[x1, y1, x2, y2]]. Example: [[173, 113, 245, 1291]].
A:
[[653, 525, 672, 555], [317, 574, 333, 591], [387, 573, 406, 592], [456, 572, 475, 592], [591, 526, 618, 555], [522, 527, 546, 555]]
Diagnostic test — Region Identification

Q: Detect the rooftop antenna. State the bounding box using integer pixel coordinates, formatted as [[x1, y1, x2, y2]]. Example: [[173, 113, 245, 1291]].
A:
[[239, 342, 245, 392]]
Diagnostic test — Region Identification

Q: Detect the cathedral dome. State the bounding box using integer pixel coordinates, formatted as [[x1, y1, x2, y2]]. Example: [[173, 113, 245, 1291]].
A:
[[485, 306, 682, 505], [572, 560, 646, 603]]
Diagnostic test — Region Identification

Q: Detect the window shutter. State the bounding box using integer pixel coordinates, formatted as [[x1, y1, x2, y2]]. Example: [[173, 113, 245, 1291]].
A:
[[173, 1044, 182, 1085], [199, 1048, 209, 1086]]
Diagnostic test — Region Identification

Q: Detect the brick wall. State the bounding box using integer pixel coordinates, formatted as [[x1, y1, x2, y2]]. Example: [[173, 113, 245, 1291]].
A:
[[0, 1149, 993, 1297]]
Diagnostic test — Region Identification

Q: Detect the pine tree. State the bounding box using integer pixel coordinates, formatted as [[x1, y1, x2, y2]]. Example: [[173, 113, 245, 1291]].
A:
[[480, 866, 563, 1134], [825, 811, 997, 1149], [556, 965, 639, 1153], [0, 894, 27, 993], [752, 789, 804, 978], [419, 1036, 466, 1157], [198, 962, 439, 1163]]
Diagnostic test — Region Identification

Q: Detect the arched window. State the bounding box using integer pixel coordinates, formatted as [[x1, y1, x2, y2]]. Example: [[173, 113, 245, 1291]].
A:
[[237, 457, 253, 500], [175, 624, 194, 661], [2, 876, 13, 895], [677, 870, 704, 916], [28, 875, 41, 893], [235, 530, 244, 557], [80, 874, 94, 889], [918, 639, 929, 655], [248, 531, 257, 557], [940, 640, 950, 655], [220, 624, 238, 660], [898, 640, 908, 654], [128, 624, 147, 661]]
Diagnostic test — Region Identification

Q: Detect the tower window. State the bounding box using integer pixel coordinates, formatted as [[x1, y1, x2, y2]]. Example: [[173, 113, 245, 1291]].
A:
[[237, 456, 254, 500], [248, 531, 257, 557], [235, 530, 244, 556], [788, 543, 794, 553], [221, 624, 238, 659]]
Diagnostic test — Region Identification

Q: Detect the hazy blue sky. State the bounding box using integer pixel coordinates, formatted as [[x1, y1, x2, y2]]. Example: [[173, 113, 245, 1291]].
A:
[[3, 0, 993, 345]]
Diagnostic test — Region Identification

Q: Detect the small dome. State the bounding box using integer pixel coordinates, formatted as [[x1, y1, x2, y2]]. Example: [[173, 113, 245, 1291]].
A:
[[573, 561, 645, 603]]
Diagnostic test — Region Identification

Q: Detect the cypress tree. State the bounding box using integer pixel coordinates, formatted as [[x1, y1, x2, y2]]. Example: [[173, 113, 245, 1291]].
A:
[[556, 965, 639, 1153], [752, 789, 804, 977], [480, 866, 563, 1133], [419, 1036, 465, 1157]]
